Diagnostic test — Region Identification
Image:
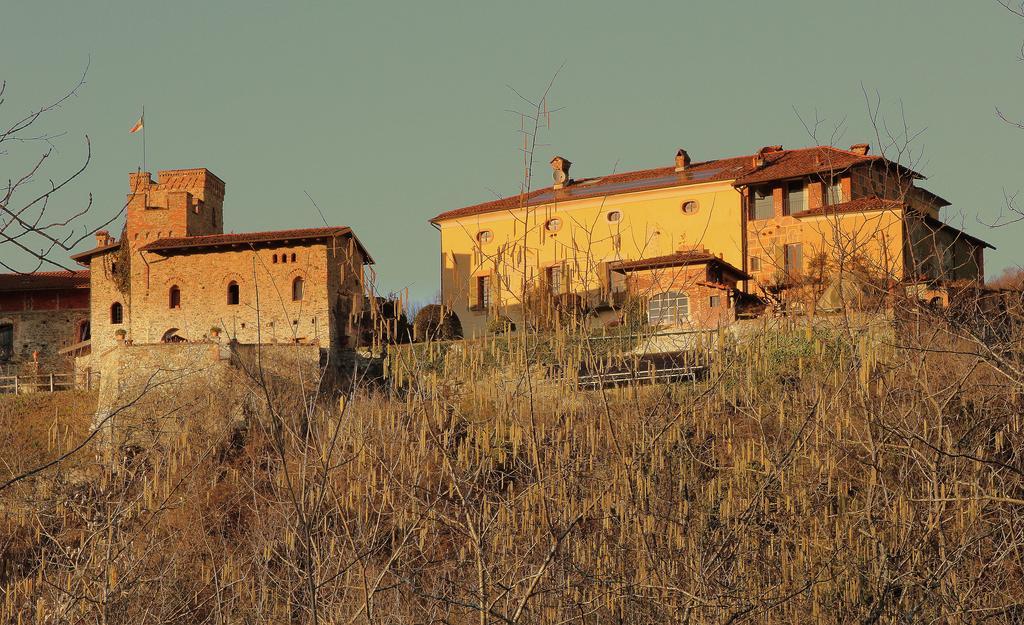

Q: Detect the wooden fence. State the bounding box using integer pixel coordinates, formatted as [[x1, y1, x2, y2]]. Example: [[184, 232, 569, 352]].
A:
[[0, 371, 100, 395]]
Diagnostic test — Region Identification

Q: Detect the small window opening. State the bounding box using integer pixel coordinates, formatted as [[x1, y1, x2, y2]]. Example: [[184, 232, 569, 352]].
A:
[[292, 277, 304, 301], [169, 285, 181, 309], [227, 281, 240, 306], [110, 302, 124, 325]]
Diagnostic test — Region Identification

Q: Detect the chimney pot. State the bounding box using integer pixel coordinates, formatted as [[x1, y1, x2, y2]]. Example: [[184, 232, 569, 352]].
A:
[[674, 149, 692, 172], [95, 230, 111, 247], [850, 143, 870, 156], [550, 156, 572, 189]]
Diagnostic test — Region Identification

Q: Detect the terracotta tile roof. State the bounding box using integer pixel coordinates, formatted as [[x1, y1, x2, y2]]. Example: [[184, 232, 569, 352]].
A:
[[610, 251, 750, 280], [140, 226, 374, 263], [734, 147, 894, 186], [70, 242, 120, 265], [0, 270, 90, 292], [791, 196, 905, 218], [431, 145, 917, 223]]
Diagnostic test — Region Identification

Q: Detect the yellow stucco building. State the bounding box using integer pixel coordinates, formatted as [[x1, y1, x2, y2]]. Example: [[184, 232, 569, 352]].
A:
[[431, 144, 992, 335]]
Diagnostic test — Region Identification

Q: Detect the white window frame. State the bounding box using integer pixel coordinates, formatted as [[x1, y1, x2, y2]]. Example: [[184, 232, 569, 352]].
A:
[[648, 291, 689, 326]]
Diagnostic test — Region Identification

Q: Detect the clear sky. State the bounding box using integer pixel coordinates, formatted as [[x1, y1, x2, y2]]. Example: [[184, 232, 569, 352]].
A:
[[2, 1, 1022, 299]]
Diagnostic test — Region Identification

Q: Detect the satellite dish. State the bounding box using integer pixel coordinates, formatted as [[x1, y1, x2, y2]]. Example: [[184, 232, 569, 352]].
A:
[[553, 169, 567, 185]]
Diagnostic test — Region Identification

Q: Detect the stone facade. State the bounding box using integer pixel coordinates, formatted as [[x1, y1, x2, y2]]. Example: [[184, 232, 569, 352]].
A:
[[92, 340, 323, 451], [0, 271, 90, 373], [73, 168, 372, 373]]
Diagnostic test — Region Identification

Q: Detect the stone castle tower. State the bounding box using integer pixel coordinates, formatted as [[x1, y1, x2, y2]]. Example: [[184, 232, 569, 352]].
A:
[[125, 168, 226, 243]]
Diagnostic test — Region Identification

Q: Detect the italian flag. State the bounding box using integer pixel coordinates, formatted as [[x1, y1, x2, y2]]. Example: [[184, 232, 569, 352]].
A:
[[129, 116, 144, 133]]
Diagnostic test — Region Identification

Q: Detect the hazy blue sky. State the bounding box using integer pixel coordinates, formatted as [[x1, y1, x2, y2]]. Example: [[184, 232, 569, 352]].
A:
[[2, 1, 1022, 298]]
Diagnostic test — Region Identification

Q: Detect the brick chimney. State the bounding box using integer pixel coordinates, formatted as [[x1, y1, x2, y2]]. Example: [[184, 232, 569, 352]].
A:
[[752, 145, 783, 168], [125, 168, 226, 242], [850, 143, 870, 156], [550, 156, 572, 190], [95, 230, 114, 247], [674, 149, 691, 172]]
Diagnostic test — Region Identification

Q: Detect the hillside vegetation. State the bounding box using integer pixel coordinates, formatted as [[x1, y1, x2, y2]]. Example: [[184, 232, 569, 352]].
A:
[[1, 311, 1023, 624]]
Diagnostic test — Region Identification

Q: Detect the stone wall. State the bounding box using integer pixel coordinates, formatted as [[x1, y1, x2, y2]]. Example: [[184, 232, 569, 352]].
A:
[[0, 308, 89, 373], [93, 341, 322, 450], [87, 249, 130, 361], [131, 243, 335, 346], [87, 238, 365, 370], [125, 169, 225, 243]]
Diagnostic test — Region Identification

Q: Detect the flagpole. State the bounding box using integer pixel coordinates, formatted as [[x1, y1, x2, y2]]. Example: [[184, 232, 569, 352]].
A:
[[141, 106, 146, 173]]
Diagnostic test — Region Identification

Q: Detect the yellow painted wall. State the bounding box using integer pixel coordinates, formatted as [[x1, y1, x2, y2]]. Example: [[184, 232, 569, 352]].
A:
[[437, 181, 744, 335], [797, 209, 906, 280]]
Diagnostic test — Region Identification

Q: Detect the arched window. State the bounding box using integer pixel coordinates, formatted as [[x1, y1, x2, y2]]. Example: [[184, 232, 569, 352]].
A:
[[169, 285, 181, 309], [161, 328, 185, 343], [110, 302, 124, 325], [272, 254, 278, 264], [227, 281, 240, 305], [648, 291, 689, 326], [290, 253, 296, 263], [0, 323, 13, 363], [292, 277, 304, 301]]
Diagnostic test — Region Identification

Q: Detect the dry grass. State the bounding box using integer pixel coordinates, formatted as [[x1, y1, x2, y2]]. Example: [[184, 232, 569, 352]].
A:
[[0, 390, 96, 482], [1, 313, 1023, 624]]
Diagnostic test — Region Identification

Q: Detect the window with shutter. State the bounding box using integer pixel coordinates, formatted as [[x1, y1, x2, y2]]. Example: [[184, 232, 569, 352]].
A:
[[785, 182, 805, 215], [826, 178, 843, 205], [546, 265, 562, 295], [478, 275, 492, 310], [0, 323, 13, 363], [784, 243, 804, 276], [751, 186, 774, 220]]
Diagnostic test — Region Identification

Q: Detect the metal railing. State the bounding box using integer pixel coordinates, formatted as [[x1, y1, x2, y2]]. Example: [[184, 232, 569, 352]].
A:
[[0, 371, 100, 394]]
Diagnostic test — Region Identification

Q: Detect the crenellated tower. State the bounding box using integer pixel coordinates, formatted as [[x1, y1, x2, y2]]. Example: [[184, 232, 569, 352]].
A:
[[124, 168, 225, 243]]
